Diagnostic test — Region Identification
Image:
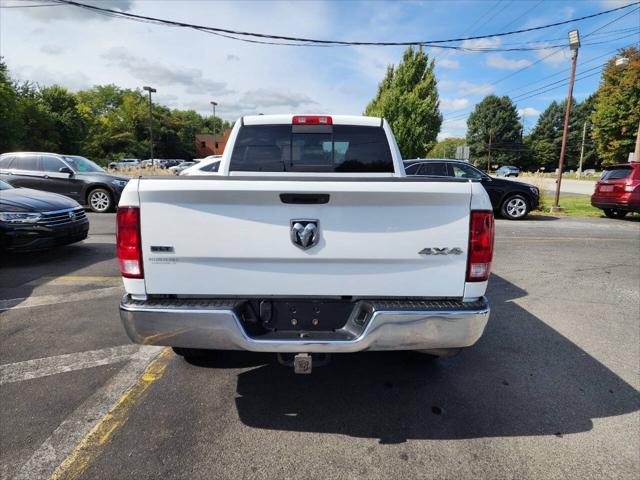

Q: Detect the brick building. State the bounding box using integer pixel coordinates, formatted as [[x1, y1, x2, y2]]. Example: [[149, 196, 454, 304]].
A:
[[195, 128, 232, 157]]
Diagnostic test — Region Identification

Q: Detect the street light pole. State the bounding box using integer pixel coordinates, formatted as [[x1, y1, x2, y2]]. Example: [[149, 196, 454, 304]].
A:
[[486, 129, 492, 173], [143, 86, 156, 161], [552, 30, 580, 213], [210, 101, 218, 134]]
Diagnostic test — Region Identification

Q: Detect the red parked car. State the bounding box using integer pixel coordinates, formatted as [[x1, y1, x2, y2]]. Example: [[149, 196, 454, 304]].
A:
[[591, 162, 640, 218]]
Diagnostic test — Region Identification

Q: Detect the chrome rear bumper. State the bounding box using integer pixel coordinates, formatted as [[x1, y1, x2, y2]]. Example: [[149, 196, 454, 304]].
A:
[[120, 296, 490, 353]]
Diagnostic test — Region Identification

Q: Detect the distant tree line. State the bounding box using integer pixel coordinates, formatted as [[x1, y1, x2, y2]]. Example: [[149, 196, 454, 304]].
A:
[[461, 47, 639, 171], [0, 60, 231, 165]]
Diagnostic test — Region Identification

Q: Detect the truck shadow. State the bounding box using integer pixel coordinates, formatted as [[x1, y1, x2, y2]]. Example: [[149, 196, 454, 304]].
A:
[[0, 242, 117, 301], [230, 274, 640, 442]]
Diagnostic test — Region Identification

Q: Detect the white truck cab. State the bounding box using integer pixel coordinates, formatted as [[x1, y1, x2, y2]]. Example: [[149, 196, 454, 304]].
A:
[[117, 115, 494, 372]]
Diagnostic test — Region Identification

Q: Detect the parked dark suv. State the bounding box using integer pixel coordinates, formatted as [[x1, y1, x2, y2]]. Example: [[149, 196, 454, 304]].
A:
[[404, 159, 539, 219], [0, 152, 129, 213]]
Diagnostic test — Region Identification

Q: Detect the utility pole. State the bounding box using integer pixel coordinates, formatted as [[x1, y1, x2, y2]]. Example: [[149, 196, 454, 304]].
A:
[[143, 86, 156, 161], [486, 129, 492, 173], [552, 30, 580, 213], [577, 121, 588, 178], [635, 120, 640, 162]]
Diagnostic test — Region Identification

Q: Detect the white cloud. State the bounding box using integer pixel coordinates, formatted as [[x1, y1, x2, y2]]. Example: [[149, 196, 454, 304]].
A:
[[486, 54, 532, 70], [440, 80, 495, 96], [535, 45, 571, 66], [438, 117, 468, 139], [462, 37, 501, 50], [438, 58, 459, 69], [12, 65, 91, 91], [226, 54, 240, 62], [40, 45, 63, 55], [440, 98, 469, 110], [239, 88, 318, 109], [101, 48, 233, 95], [518, 107, 541, 117]]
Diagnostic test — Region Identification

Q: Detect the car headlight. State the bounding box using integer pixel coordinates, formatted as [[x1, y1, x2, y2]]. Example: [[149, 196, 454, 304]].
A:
[[0, 212, 42, 224], [529, 186, 539, 196], [112, 179, 129, 188]]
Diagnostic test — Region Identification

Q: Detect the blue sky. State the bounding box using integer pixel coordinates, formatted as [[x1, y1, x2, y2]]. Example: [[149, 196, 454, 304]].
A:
[[1, 0, 638, 139]]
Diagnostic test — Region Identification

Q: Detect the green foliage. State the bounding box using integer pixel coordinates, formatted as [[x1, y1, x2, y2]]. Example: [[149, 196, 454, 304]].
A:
[[426, 137, 465, 158], [526, 96, 598, 171], [364, 46, 442, 158], [0, 64, 232, 164], [591, 47, 640, 166], [466, 95, 523, 168], [0, 59, 23, 152]]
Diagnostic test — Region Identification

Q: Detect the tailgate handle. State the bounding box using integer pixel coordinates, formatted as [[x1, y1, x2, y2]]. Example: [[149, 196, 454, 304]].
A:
[[279, 193, 330, 204]]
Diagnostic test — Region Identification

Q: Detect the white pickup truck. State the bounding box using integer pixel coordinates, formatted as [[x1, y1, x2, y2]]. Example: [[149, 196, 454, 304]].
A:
[[117, 114, 494, 372]]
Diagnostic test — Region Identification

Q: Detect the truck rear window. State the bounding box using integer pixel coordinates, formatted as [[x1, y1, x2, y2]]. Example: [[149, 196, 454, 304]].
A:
[[229, 125, 394, 173]]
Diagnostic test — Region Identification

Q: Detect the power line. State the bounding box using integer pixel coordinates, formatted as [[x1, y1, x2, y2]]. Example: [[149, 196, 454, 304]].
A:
[[53, 0, 640, 48], [440, 6, 639, 122], [498, 0, 545, 30]]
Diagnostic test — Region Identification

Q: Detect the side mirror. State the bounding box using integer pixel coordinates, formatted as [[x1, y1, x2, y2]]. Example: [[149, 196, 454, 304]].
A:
[[59, 166, 73, 175]]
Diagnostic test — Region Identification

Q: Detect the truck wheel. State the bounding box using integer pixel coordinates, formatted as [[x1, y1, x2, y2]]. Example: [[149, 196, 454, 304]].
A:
[[501, 194, 529, 220], [603, 208, 627, 219], [87, 188, 113, 213]]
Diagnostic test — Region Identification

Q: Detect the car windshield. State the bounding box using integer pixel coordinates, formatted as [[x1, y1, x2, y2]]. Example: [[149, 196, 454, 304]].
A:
[[0, 180, 14, 190], [63, 156, 105, 173]]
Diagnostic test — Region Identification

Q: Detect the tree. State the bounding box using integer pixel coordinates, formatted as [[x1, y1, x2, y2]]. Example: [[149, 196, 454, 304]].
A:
[[466, 95, 523, 169], [591, 47, 640, 166], [1, 62, 235, 163], [426, 137, 465, 158], [526, 95, 600, 172], [364, 46, 442, 158], [0, 59, 24, 152]]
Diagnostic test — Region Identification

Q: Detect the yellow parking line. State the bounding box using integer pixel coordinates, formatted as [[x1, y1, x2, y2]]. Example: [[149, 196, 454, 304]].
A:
[[48, 348, 174, 480]]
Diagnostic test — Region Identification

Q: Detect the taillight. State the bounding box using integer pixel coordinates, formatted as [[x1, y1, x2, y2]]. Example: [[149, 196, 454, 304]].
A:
[[117, 207, 143, 278], [624, 179, 640, 192], [292, 115, 332, 125], [467, 211, 494, 282]]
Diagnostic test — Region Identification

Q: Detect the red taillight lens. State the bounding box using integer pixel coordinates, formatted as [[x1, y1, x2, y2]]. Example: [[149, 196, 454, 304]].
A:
[[467, 211, 494, 282], [624, 179, 640, 192], [117, 207, 143, 278], [292, 115, 332, 125]]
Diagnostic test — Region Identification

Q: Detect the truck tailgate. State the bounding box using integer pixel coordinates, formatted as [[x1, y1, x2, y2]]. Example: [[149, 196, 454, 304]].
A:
[[138, 178, 472, 298]]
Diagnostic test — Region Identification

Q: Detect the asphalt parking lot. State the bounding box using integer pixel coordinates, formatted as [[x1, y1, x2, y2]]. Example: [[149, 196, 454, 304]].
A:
[[1, 213, 639, 480]]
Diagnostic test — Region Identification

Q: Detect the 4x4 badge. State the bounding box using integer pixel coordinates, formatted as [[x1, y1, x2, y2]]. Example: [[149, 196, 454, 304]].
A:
[[419, 247, 463, 255]]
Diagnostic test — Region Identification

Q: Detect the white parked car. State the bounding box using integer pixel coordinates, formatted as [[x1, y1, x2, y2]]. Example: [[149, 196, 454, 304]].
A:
[[108, 158, 140, 170], [179, 155, 221, 176], [168, 161, 196, 175], [117, 115, 494, 373]]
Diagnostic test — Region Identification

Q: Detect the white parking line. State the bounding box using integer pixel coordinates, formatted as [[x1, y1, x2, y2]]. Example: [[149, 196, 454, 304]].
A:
[[0, 345, 140, 385], [0, 286, 122, 311], [12, 346, 163, 480]]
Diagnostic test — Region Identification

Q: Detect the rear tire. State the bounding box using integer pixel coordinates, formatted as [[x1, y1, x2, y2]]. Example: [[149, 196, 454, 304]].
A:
[[87, 188, 113, 213], [603, 208, 627, 219], [501, 194, 530, 220]]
